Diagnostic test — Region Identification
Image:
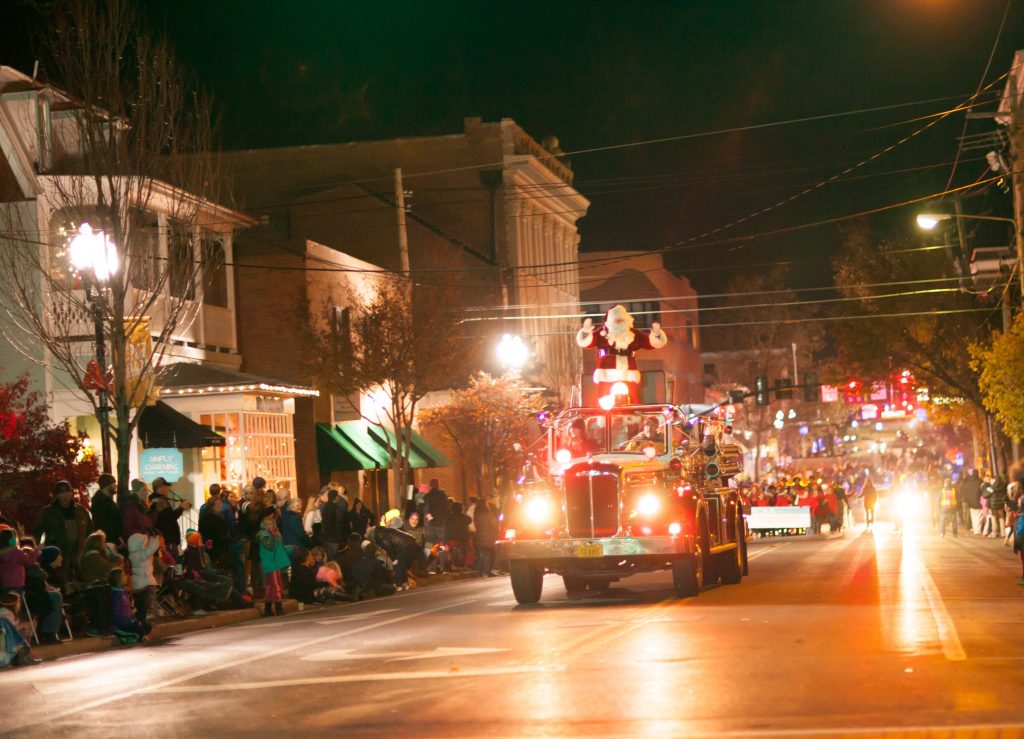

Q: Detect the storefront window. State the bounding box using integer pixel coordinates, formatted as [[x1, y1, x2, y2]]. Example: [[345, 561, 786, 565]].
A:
[[198, 410, 295, 496]]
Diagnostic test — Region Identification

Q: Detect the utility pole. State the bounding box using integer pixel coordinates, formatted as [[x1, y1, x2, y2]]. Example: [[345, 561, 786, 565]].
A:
[[393, 168, 411, 278]]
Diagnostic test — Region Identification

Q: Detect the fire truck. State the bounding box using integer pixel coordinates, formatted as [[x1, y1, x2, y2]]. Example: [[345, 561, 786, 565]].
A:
[[497, 404, 748, 604]]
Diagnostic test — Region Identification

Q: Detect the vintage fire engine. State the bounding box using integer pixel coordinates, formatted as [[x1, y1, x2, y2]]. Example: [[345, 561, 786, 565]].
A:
[[497, 404, 748, 604]]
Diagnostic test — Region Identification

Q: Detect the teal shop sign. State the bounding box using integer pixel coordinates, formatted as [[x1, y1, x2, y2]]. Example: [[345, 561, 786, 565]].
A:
[[139, 448, 184, 482]]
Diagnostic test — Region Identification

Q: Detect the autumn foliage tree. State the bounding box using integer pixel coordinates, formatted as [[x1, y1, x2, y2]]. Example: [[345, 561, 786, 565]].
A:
[[307, 278, 481, 507], [971, 314, 1024, 440], [419, 373, 544, 500], [0, 373, 97, 530]]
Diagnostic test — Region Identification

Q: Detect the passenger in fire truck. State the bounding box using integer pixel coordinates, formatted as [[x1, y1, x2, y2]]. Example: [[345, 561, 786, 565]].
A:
[[566, 419, 597, 457]]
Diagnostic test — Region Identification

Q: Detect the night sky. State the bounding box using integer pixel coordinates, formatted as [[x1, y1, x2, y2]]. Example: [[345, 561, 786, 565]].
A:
[[3, 0, 1023, 293]]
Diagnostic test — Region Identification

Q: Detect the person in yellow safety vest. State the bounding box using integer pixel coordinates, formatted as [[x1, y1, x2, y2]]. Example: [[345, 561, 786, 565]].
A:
[[939, 479, 958, 539]]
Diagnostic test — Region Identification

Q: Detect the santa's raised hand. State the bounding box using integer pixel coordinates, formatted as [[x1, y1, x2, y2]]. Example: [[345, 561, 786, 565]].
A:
[[575, 317, 595, 347], [649, 322, 667, 347]]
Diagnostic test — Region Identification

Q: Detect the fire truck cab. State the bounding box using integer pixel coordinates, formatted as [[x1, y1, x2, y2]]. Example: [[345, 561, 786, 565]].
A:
[[497, 404, 748, 604]]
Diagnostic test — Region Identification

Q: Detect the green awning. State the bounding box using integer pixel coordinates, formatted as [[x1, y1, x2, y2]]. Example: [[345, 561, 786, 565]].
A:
[[316, 422, 450, 476], [316, 424, 383, 472], [367, 424, 450, 469]]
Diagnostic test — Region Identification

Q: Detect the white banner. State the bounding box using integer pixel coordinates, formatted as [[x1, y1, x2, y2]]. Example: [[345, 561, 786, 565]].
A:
[[747, 506, 811, 530]]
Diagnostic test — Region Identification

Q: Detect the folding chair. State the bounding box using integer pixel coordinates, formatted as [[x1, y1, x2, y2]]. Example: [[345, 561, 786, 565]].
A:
[[60, 601, 74, 641], [155, 577, 187, 618], [17, 591, 39, 646]]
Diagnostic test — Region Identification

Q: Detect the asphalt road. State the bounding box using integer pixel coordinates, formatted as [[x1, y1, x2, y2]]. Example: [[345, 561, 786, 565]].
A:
[[5, 515, 1024, 738]]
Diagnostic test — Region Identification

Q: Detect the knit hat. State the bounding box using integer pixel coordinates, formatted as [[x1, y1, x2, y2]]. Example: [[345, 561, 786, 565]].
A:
[[185, 531, 202, 548], [130, 479, 150, 497], [252, 476, 266, 489], [381, 508, 401, 526], [97, 473, 116, 489], [40, 546, 61, 567]]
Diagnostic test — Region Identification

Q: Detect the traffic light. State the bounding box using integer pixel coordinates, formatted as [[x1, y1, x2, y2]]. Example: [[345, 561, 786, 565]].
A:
[[803, 372, 819, 402], [774, 378, 793, 400], [754, 376, 769, 406]]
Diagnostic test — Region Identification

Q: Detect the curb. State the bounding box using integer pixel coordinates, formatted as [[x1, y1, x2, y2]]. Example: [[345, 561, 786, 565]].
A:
[[32, 569, 483, 663]]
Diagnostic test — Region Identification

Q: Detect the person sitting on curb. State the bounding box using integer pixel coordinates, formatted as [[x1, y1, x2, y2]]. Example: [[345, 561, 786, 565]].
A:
[[0, 593, 39, 667], [350, 541, 397, 598], [24, 547, 66, 644], [108, 568, 150, 642], [179, 532, 239, 613], [369, 517, 425, 592], [0, 528, 41, 595], [315, 561, 355, 603]]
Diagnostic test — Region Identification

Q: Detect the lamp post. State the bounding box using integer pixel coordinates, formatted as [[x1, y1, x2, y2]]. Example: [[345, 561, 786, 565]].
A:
[[69, 223, 119, 474], [916, 211, 1023, 295]]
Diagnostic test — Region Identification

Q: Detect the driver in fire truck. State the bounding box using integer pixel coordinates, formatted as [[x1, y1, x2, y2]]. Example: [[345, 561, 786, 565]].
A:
[[618, 416, 666, 453]]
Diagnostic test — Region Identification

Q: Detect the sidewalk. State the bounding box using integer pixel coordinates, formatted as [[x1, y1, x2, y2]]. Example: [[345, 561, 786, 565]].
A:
[[31, 569, 481, 663]]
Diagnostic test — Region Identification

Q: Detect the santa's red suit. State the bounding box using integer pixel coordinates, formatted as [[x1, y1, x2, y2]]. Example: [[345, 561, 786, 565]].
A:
[[576, 305, 667, 403]]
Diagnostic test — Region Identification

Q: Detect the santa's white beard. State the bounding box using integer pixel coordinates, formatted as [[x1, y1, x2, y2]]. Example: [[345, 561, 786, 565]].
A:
[[606, 325, 633, 350]]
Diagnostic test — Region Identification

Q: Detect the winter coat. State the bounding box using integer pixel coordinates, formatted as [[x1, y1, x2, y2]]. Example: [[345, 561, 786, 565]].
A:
[[79, 547, 119, 586], [320, 500, 345, 544], [473, 505, 499, 550], [121, 496, 154, 539], [346, 504, 374, 537], [280, 509, 309, 548], [127, 533, 160, 590], [91, 490, 122, 543], [371, 525, 420, 560], [402, 523, 426, 549], [198, 507, 228, 561], [423, 489, 450, 525], [110, 587, 134, 629], [290, 563, 318, 603], [256, 522, 290, 574], [961, 474, 983, 508], [0, 546, 40, 589], [155, 507, 185, 552], [445, 513, 472, 544], [33, 499, 92, 561]]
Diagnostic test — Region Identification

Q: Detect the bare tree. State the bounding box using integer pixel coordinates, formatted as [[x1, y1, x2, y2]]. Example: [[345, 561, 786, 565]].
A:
[[307, 278, 482, 508], [0, 0, 231, 496]]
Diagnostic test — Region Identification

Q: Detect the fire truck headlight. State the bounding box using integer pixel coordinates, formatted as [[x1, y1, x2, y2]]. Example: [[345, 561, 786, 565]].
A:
[[555, 448, 572, 463], [525, 497, 553, 524], [637, 493, 660, 516], [668, 521, 682, 536]]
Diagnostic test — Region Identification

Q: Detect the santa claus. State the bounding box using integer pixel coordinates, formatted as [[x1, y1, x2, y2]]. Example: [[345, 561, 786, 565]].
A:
[[576, 304, 667, 403]]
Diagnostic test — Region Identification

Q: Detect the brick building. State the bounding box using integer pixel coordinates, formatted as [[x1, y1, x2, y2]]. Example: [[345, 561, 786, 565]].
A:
[[220, 118, 590, 502]]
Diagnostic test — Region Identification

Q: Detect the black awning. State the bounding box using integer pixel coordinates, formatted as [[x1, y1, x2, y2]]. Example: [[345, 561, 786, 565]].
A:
[[137, 401, 225, 449]]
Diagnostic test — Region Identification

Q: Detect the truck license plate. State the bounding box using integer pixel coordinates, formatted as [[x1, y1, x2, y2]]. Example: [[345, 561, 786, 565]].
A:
[[575, 543, 603, 558]]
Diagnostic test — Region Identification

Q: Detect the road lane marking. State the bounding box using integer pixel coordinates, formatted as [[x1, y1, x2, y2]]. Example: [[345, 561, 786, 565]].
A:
[[9, 595, 482, 732], [746, 541, 789, 561], [918, 556, 967, 661], [154, 663, 560, 692], [316, 608, 400, 625], [300, 646, 509, 662]]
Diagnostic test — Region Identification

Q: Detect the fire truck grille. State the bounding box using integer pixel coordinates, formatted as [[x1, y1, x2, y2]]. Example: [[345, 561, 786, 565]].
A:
[[565, 470, 619, 538]]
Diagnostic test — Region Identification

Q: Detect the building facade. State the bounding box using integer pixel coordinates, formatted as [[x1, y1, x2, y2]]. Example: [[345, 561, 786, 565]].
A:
[[578, 251, 703, 405]]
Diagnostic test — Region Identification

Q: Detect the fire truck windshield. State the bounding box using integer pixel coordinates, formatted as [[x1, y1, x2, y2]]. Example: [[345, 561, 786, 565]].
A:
[[553, 408, 672, 457]]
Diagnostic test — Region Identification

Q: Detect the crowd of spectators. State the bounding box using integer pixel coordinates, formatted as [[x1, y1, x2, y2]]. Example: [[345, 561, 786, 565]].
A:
[[0, 473, 503, 668]]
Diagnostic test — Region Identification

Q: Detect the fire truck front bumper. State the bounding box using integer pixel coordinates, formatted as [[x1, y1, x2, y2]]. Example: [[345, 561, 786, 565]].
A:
[[496, 535, 695, 561]]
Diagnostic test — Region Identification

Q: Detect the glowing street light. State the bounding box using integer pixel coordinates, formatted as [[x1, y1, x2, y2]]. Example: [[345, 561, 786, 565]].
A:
[[69, 222, 119, 474], [916, 209, 1022, 294], [69, 223, 119, 282], [496, 334, 529, 373]]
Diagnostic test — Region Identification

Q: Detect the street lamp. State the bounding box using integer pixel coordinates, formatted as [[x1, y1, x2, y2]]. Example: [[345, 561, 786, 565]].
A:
[[69, 223, 118, 474], [496, 333, 529, 374], [915, 209, 1023, 294]]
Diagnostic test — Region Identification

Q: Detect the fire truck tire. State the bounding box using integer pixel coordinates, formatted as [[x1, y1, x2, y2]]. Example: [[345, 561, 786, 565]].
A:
[[720, 510, 744, 585], [562, 574, 586, 593], [673, 516, 707, 598], [510, 561, 544, 604]]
